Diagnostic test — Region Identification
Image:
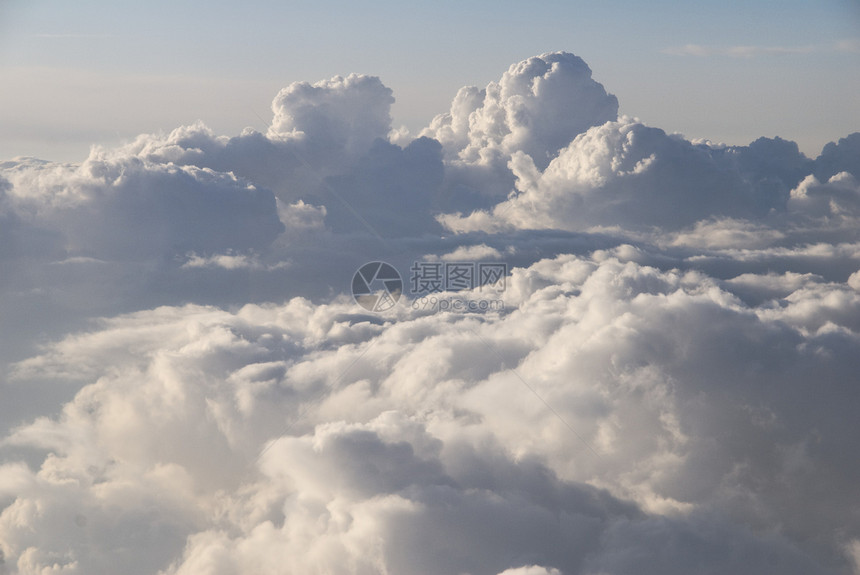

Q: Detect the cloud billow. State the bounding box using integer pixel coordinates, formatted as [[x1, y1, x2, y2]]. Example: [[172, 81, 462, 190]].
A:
[[423, 52, 619, 170]]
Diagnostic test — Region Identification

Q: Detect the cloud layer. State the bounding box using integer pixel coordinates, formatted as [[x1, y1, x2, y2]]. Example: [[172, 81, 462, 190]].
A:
[[4, 255, 859, 574], [1, 51, 859, 574]]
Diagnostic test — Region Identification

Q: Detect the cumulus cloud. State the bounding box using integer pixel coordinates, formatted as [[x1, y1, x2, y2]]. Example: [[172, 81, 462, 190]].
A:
[[789, 172, 860, 219], [815, 133, 860, 181], [268, 74, 394, 157], [423, 52, 618, 170], [419, 52, 620, 209], [3, 254, 860, 573], [0, 70, 443, 375], [2, 51, 860, 575], [1, 155, 284, 261], [424, 243, 506, 262], [82, 83, 443, 239], [438, 120, 827, 235]]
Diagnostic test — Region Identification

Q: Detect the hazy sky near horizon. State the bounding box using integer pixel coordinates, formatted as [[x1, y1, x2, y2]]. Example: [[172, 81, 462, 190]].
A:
[[0, 0, 858, 162]]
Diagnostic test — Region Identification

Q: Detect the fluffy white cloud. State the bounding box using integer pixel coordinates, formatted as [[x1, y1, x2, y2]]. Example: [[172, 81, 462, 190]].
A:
[[439, 119, 814, 234], [268, 74, 394, 159], [789, 172, 860, 219], [424, 243, 506, 262], [0, 155, 284, 261], [496, 568, 561, 575], [3, 252, 860, 573], [423, 52, 618, 171], [2, 51, 860, 575], [420, 52, 620, 208]]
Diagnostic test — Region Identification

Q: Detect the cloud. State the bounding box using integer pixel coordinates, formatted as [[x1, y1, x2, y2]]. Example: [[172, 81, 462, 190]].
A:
[[0, 72, 447, 376], [2, 51, 860, 575], [268, 74, 394, 159], [181, 252, 290, 271], [436, 116, 860, 246], [424, 243, 506, 262], [420, 52, 619, 210], [422, 52, 618, 170], [439, 119, 777, 233], [661, 41, 856, 58], [496, 568, 561, 575], [789, 172, 860, 219], [666, 219, 786, 249], [1, 155, 285, 261], [82, 82, 444, 239], [3, 252, 860, 573], [815, 133, 860, 182]]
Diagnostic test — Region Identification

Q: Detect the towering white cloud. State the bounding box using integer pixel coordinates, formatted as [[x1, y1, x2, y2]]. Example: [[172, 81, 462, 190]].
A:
[[268, 73, 394, 159], [423, 52, 618, 170], [421, 52, 620, 208]]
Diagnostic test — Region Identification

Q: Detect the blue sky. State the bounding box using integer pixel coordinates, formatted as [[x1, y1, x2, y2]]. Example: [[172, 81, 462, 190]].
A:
[[1, 0, 858, 161]]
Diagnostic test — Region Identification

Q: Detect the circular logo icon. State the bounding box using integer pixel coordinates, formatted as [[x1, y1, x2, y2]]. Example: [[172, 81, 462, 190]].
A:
[[352, 262, 403, 312]]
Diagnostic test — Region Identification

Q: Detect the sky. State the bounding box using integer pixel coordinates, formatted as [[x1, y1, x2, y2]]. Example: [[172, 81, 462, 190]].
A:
[[0, 0, 859, 161], [2, 3, 860, 575]]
